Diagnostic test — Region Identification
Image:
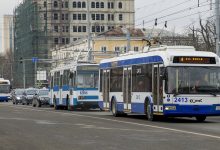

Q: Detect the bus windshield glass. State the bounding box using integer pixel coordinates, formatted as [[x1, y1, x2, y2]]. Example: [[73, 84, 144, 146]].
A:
[[166, 66, 220, 94], [77, 72, 98, 88], [0, 85, 10, 93]]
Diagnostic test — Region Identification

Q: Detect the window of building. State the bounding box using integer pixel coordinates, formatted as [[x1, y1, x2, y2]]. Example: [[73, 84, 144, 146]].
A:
[[54, 13, 58, 20], [108, 2, 114, 8], [73, 2, 77, 8], [96, 26, 100, 32], [92, 26, 96, 32], [66, 26, 69, 32], [78, 14, 82, 20], [91, 2, 95, 8], [73, 26, 77, 32], [62, 26, 65, 32], [115, 47, 120, 52], [73, 14, 77, 20], [101, 46, 107, 53], [44, 1, 47, 8], [61, 14, 65, 20], [123, 46, 127, 52], [119, 14, 123, 21], [101, 2, 104, 8], [118, 2, 122, 9], [101, 26, 105, 32], [65, 1, 69, 8], [96, 14, 100, 20], [54, 1, 58, 8], [108, 14, 114, 21], [65, 14, 69, 20], [66, 38, 70, 44], [54, 38, 59, 44], [44, 13, 47, 20], [83, 26, 86, 32], [134, 47, 139, 52], [82, 2, 86, 8], [54, 26, 59, 32], [62, 38, 65, 44], [78, 26, 82, 32], [73, 38, 78, 41], [82, 14, 86, 20], [101, 14, 104, 20], [91, 14, 95, 20], [96, 2, 100, 8], [77, 2, 81, 8]]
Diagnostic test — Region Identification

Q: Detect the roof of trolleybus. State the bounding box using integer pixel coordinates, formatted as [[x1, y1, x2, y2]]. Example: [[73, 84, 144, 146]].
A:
[[51, 63, 99, 73], [100, 46, 220, 68]]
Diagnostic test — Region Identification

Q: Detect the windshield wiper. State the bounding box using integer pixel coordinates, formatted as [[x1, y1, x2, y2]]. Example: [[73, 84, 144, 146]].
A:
[[207, 92, 217, 97]]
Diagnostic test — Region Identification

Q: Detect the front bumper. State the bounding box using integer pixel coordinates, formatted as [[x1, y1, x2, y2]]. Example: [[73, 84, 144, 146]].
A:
[[163, 104, 220, 116]]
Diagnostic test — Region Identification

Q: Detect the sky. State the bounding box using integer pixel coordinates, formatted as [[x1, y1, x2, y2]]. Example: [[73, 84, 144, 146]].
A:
[[0, 0, 214, 52]]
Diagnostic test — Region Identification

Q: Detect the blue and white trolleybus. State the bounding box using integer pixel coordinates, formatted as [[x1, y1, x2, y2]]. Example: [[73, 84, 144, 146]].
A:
[[99, 46, 220, 121]]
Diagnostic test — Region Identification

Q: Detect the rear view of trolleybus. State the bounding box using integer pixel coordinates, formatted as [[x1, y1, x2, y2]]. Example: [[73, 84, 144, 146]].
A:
[[49, 63, 102, 110], [99, 46, 220, 122], [0, 78, 11, 102]]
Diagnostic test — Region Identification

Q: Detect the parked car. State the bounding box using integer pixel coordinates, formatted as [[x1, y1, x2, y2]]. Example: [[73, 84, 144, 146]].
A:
[[21, 88, 38, 105], [12, 89, 24, 104], [32, 89, 49, 107]]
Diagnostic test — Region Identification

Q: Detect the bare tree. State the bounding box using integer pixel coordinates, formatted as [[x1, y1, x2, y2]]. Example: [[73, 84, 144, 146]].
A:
[[186, 17, 215, 52]]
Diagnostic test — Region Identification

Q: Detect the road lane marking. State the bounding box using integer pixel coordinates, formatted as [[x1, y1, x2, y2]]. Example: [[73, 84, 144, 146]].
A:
[[5, 104, 220, 139]]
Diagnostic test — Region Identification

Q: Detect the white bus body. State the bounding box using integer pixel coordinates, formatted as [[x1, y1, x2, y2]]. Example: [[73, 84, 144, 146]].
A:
[[49, 63, 102, 110], [99, 46, 220, 121], [0, 78, 11, 102]]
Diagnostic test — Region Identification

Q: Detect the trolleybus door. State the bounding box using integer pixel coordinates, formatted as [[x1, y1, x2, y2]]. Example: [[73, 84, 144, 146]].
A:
[[103, 70, 110, 108], [123, 67, 132, 110], [59, 71, 63, 105], [153, 64, 163, 113]]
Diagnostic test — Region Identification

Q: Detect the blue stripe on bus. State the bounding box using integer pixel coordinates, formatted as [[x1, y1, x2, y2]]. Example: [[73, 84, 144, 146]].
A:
[[73, 98, 77, 105], [131, 103, 145, 113], [100, 55, 163, 69], [62, 85, 70, 91], [52, 87, 98, 91], [82, 96, 99, 100]]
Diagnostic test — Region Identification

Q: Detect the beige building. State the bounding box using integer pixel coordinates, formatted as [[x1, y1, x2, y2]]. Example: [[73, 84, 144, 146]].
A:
[[2, 15, 14, 55], [51, 28, 148, 67]]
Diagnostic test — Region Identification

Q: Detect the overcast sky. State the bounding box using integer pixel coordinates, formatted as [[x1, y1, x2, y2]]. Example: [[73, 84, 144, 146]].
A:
[[0, 0, 214, 51]]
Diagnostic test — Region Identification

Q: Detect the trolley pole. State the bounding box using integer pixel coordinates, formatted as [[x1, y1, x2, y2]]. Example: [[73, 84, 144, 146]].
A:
[[34, 61, 37, 88], [216, 0, 220, 56]]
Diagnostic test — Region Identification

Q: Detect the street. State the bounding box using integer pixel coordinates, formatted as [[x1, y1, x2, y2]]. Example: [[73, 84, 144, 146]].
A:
[[0, 103, 220, 150]]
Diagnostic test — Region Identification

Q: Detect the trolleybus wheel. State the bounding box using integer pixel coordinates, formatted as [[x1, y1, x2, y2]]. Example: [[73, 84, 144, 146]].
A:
[[54, 97, 59, 110], [195, 116, 206, 122], [111, 99, 119, 117], [146, 100, 154, 121]]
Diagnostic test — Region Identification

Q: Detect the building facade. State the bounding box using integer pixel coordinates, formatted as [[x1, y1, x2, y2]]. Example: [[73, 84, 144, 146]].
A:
[[13, 0, 135, 87], [2, 15, 14, 55], [51, 28, 148, 67]]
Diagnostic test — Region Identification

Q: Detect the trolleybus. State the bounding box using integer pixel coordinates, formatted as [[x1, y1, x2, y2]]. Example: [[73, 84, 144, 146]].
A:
[[99, 46, 220, 121], [0, 78, 11, 102], [49, 62, 102, 110]]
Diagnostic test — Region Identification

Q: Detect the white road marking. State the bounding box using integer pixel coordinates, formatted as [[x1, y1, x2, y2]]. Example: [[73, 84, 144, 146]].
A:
[[4, 104, 220, 139]]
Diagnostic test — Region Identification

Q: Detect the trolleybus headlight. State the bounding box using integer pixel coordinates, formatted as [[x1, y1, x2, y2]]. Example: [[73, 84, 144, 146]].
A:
[[165, 106, 176, 110], [216, 106, 220, 110]]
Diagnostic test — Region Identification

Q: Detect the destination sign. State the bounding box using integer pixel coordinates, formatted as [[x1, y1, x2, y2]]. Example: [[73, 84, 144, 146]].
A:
[[173, 57, 216, 64]]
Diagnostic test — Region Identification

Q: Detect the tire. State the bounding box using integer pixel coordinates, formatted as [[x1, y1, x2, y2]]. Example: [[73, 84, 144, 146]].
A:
[[111, 99, 119, 117], [145, 100, 154, 121], [195, 116, 206, 122], [36, 100, 41, 107], [54, 97, 59, 110]]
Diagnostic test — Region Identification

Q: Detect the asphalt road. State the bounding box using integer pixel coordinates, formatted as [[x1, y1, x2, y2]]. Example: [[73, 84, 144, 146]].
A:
[[1, 102, 220, 150]]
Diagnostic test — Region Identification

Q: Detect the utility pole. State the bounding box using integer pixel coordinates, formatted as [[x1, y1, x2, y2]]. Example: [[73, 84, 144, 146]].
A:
[[87, 0, 92, 62], [216, 0, 220, 56], [34, 61, 37, 88], [126, 29, 131, 53], [23, 61, 26, 89]]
